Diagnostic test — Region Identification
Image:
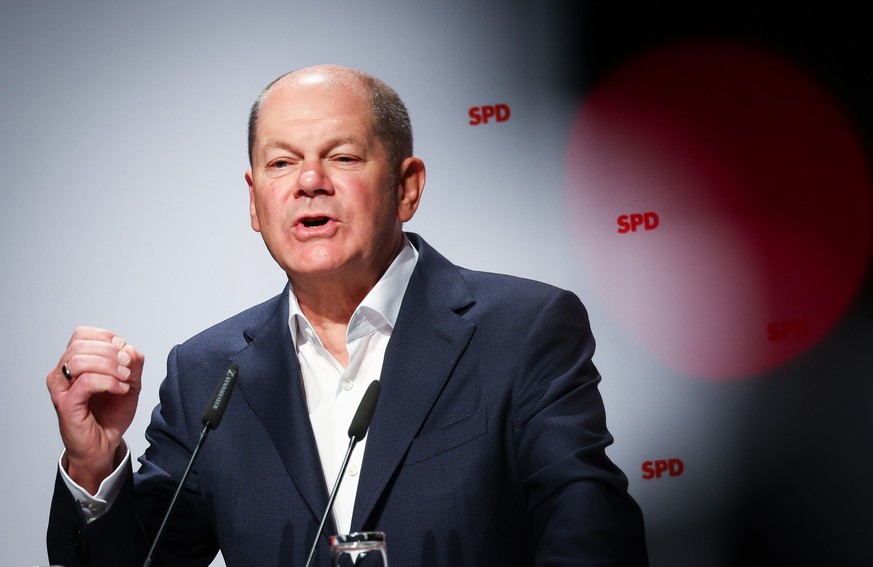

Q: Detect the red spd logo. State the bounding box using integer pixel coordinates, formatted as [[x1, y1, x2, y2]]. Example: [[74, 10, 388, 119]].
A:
[[469, 104, 511, 125], [641, 458, 684, 479], [617, 212, 660, 233]]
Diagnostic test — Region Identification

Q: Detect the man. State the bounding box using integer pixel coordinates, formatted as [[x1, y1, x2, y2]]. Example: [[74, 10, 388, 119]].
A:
[[47, 64, 648, 566]]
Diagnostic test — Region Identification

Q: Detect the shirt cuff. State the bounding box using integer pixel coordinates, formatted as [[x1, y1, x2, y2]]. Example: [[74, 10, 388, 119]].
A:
[[58, 442, 131, 523]]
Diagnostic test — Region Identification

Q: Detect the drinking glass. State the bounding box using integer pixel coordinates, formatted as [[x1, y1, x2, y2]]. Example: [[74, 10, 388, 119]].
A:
[[329, 531, 388, 567]]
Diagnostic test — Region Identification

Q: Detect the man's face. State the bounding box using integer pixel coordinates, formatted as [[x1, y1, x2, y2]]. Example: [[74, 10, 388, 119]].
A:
[[246, 75, 417, 287]]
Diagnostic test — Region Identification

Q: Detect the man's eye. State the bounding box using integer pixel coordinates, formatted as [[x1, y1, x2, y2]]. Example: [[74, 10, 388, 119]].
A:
[[270, 160, 289, 168]]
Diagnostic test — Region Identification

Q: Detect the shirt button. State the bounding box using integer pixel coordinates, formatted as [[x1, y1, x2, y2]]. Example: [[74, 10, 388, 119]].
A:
[[342, 379, 353, 391], [304, 327, 315, 340], [348, 464, 359, 476]]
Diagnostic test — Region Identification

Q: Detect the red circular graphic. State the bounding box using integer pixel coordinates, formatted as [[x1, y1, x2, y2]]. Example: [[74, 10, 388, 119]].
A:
[[566, 42, 872, 379]]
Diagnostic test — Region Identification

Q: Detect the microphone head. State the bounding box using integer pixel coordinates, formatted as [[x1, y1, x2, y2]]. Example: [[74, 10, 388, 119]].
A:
[[348, 380, 381, 441], [201, 363, 239, 430]]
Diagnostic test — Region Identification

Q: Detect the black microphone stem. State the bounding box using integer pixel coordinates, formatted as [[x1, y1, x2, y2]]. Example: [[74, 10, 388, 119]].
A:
[[303, 379, 381, 567], [143, 423, 210, 567], [142, 363, 238, 567], [304, 435, 359, 567]]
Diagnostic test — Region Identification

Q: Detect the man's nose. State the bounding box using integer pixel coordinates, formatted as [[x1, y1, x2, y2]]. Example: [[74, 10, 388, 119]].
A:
[[296, 161, 333, 197]]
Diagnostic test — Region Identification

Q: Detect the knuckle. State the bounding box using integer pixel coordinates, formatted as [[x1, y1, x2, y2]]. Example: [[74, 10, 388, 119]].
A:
[[67, 340, 81, 357], [48, 386, 63, 405]]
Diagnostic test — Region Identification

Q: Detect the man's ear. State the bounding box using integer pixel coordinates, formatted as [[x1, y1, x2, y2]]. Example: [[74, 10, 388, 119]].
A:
[[395, 157, 426, 223], [245, 169, 261, 232]]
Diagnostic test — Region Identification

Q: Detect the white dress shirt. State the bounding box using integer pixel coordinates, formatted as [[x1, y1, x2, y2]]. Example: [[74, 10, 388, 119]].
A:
[[60, 235, 419, 536], [291, 235, 418, 534]]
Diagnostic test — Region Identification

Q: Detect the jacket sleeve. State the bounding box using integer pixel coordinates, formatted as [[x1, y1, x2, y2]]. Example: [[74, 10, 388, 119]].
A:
[[47, 463, 143, 567], [511, 289, 649, 566], [47, 344, 219, 567]]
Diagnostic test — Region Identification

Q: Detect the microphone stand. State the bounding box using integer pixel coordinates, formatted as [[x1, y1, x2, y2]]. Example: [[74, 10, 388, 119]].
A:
[[304, 380, 381, 567], [142, 423, 210, 567], [304, 433, 361, 567], [141, 363, 239, 567]]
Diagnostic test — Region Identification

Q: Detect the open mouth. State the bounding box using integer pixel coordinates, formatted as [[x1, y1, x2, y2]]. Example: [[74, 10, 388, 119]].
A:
[[300, 216, 330, 228]]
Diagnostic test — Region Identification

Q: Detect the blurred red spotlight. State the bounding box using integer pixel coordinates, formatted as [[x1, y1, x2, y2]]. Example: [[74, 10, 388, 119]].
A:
[[565, 42, 872, 379]]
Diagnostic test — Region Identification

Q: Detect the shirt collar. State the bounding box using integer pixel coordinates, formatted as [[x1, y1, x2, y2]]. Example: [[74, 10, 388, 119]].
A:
[[288, 234, 419, 348]]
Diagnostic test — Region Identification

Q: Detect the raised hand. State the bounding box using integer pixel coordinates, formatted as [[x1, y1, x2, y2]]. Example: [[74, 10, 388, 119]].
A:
[[47, 326, 145, 494]]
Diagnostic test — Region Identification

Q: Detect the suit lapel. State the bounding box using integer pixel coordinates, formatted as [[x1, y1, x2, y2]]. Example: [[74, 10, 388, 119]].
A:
[[231, 286, 331, 527], [351, 235, 476, 529], [225, 236, 475, 533]]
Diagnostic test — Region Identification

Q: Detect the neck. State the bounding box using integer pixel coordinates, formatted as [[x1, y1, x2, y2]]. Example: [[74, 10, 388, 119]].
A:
[[290, 237, 403, 367], [290, 233, 404, 328]]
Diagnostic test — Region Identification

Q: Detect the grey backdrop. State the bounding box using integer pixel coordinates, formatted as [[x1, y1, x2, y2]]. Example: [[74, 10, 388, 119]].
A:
[[3, 2, 871, 566]]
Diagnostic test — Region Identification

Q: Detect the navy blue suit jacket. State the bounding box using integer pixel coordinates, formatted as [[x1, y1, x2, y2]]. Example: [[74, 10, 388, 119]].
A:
[[48, 233, 647, 566]]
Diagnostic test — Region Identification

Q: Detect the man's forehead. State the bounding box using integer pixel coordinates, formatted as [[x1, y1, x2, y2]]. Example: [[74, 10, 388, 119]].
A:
[[258, 89, 370, 126], [263, 134, 365, 149], [253, 91, 380, 156], [262, 79, 367, 116]]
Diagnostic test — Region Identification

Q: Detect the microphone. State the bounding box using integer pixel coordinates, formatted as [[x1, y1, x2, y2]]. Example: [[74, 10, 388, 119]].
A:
[[347, 380, 381, 442], [304, 380, 381, 567], [142, 363, 239, 567], [201, 363, 239, 429]]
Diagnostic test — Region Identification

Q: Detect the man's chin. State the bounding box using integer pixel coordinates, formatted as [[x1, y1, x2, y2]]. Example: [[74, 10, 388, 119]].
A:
[[283, 258, 351, 282]]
